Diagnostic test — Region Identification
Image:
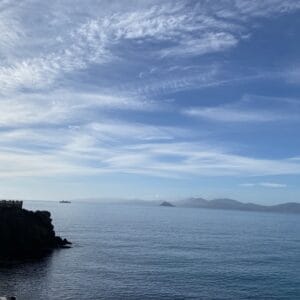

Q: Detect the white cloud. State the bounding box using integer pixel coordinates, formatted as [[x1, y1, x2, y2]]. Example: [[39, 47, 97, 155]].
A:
[[240, 182, 287, 188], [161, 33, 238, 57], [284, 66, 300, 84], [259, 182, 287, 188], [0, 34, 110, 93], [123, 143, 300, 177], [208, 0, 300, 21], [85, 122, 183, 141], [184, 96, 300, 122], [240, 183, 256, 187], [4, 0, 298, 93], [0, 148, 98, 178], [184, 107, 279, 122], [0, 13, 23, 57], [0, 90, 152, 127], [0, 124, 300, 179], [233, 0, 300, 17]]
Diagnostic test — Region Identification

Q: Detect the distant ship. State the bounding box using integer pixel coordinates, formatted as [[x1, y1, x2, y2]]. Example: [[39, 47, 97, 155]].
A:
[[59, 200, 71, 204]]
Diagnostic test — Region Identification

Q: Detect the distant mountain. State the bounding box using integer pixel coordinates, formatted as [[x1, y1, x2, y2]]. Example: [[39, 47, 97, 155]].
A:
[[160, 201, 175, 207], [267, 202, 300, 214], [69, 197, 300, 214], [176, 198, 300, 214]]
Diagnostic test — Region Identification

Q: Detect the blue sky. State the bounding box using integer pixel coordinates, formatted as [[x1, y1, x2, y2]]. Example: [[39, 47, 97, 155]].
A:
[[0, 0, 300, 203]]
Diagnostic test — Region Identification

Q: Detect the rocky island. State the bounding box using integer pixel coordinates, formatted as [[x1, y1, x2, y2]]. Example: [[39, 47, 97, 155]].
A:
[[160, 201, 175, 207], [0, 200, 71, 261]]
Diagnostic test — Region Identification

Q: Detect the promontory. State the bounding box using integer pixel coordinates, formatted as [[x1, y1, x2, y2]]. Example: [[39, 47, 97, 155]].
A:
[[0, 200, 71, 261]]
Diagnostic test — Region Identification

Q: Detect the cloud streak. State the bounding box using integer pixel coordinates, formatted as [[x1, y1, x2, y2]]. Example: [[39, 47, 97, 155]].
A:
[[0, 90, 153, 127], [1, 125, 300, 179], [184, 96, 300, 123], [240, 182, 287, 188]]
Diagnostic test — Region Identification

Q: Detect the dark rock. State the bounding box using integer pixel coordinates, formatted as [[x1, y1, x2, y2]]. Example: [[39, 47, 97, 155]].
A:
[[160, 201, 175, 207], [0, 206, 71, 261]]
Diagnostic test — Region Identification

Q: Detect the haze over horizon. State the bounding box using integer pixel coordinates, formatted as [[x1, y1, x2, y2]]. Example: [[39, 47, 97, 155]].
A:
[[1, 0, 300, 204]]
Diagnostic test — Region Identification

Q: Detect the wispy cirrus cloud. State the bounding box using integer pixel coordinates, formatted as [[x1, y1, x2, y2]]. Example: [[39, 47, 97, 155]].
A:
[[160, 33, 238, 57], [185, 106, 279, 122], [0, 90, 153, 127], [0, 120, 300, 179], [2, 0, 299, 94], [259, 182, 287, 188], [184, 95, 300, 123], [0, 13, 23, 57], [230, 0, 300, 17], [0, 1, 222, 93]]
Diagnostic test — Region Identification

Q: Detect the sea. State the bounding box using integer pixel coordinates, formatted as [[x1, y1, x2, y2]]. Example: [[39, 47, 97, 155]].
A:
[[0, 201, 299, 300]]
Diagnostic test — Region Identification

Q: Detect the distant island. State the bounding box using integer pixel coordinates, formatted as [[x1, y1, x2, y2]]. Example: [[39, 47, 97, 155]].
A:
[[0, 200, 71, 261], [59, 200, 71, 204], [174, 198, 300, 214], [102, 197, 300, 214], [160, 201, 175, 207]]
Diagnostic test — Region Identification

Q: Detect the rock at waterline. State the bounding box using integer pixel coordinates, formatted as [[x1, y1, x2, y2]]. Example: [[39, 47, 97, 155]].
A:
[[0, 203, 71, 260], [160, 201, 175, 207]]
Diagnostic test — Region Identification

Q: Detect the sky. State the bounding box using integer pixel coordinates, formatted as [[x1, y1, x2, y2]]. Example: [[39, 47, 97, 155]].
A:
[[0, 0, 300, 203]]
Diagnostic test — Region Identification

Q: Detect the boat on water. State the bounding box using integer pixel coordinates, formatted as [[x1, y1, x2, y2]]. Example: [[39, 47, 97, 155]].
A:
[[59, 200, 71, 204]]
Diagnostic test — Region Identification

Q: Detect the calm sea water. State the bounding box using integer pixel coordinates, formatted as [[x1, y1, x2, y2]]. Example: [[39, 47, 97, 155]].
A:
[[0, 201, 299, 300]]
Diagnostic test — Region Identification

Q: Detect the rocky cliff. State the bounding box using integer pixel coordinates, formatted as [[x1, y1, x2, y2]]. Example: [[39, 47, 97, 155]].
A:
[[0, 206, 71, 260]]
